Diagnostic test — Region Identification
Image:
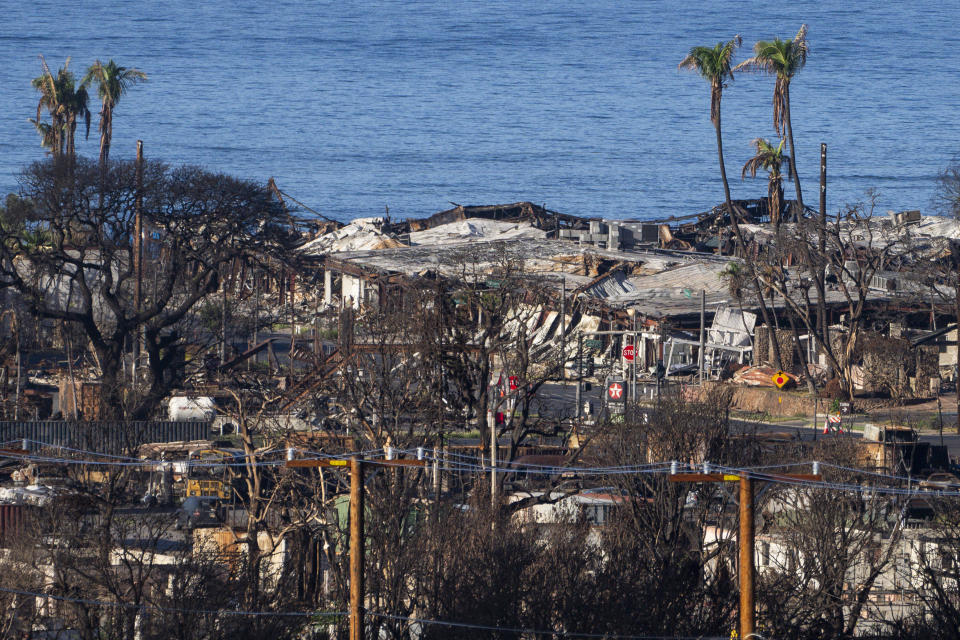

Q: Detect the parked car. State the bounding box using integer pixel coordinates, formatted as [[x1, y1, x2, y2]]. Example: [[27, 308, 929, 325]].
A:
[[176, 496, 221, 530]]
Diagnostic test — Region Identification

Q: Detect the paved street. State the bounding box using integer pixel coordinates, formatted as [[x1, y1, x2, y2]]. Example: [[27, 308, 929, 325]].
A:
[[534, 382, 960, 460]]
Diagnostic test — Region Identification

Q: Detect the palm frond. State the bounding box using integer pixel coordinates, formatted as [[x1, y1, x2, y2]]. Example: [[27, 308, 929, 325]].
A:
[[678, 36, 741, 125]]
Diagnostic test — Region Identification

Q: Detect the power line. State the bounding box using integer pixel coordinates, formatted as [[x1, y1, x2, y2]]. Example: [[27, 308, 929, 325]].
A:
[[0, 585, 345, 618], [6, 441, 960, 496], [369, 611, 726, 639]]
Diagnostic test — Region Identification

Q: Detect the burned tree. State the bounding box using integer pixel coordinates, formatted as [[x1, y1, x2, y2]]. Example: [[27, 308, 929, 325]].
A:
[[759, 195, 901, 399], [0, 157, 298, 419]]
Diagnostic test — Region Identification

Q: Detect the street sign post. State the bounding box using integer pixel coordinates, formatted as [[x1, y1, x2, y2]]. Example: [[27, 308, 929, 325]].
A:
[[605, 376, 626, 414]]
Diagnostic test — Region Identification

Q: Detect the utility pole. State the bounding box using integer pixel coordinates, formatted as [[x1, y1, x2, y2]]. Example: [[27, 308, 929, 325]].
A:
[[819, 143, 827, 232], [289, 271, 296, 376], [488, 409, 497, 508], [670, 466, 821, 638], [739, 475, 755, 639], [285, 453, 426, 640], [575, 334, 583, 421], [133, 140, 144, 383], [560, 276, 566, 380], [629, 309, 637, 402], [349, 456, 364, 640], [818, 143, 828, 349], [657, 320, 666, 403], [699, 290, 706, 383]]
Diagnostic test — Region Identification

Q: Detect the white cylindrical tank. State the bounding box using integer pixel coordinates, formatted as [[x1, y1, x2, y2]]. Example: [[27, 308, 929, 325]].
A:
[[168, 396, 216, 421]]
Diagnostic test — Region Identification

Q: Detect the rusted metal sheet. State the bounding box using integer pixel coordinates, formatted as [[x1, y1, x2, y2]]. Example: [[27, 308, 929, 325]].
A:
[[0, 504, 32, 541]]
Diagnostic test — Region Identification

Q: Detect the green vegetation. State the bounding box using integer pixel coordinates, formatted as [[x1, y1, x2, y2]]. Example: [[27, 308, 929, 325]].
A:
[[742, 137, 789, 230], [678, 35, 742, 234], [31, 56, 90, 158], [82, 60, 147, 168], [734, 25, 809, 210]]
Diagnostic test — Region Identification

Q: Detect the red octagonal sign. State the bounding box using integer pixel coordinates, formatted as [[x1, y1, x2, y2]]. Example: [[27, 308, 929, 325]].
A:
[[622, 345, 635, 362]]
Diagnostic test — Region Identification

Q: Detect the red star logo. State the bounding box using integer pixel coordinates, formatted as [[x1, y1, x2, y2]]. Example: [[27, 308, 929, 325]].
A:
[[608, 383, 623, 399]]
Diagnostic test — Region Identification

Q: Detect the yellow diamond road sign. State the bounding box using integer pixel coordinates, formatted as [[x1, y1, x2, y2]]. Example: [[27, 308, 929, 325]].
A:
[[773, 370, 788, 389]]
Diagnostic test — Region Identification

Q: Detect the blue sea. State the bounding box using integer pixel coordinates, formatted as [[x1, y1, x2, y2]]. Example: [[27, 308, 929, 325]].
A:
[[2, 1, 959, 222]]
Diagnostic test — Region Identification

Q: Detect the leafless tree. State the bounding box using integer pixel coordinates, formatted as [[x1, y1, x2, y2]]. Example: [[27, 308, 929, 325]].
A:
[[756, 440, 906, 639], [759, 194, 902, 399]]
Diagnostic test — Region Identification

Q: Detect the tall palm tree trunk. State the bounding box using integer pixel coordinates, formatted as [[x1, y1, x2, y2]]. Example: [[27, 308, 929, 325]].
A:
[[715, 114, 735, 236], [783, 84, 803, 215], [66, 119, 76, 159], [770, 174, 783, 235], [714, 111, 784, 368], [99, 105, 112, 168]]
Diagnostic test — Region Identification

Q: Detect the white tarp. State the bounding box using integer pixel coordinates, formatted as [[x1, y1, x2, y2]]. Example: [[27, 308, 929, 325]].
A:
[[708, 306, 756, 347], [409, 219, 547, 246]]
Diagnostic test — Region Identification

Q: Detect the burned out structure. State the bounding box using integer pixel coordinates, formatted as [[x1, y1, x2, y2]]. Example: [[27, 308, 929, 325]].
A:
[[305, 200, 959, 398]]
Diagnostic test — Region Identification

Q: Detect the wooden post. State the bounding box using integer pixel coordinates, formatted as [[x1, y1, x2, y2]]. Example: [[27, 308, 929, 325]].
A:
[[560, 276, 566, 379], [488, 410, 497, 508], [670, 470, 820, 637], [699, 289, 706, 382], [349, 456, 365, 640], [133, 140, 144, 381], [739, 476, 755, 639], [819, 143, 827, 230], [283, 453, 423, 640]]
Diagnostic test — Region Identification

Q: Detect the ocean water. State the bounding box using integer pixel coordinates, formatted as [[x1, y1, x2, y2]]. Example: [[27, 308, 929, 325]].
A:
[[1, 1, 959, 223]]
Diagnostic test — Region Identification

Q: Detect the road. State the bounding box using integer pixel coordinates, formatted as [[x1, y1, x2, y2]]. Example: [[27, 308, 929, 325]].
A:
[[534, 382, 960, 459]]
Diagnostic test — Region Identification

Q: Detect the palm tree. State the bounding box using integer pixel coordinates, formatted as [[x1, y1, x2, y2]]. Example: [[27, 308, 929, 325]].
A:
[[31, 56, 90, 159], [83, 60, 147, 168], [680, 37, 785, 369], [31, 57, 65, 156], [678, 36, 742, 238], [29, 118, 57, 154], [742, 137, 791, 231], [735, 24, 809, 213], [62, 79, 90, 159]]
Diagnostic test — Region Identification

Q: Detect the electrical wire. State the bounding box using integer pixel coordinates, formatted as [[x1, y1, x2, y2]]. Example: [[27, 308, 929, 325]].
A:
[[0, 586, 728, 638], [368, 611, 726, 639], [0, 585, 345, 618], [5, 441, 960, 496]]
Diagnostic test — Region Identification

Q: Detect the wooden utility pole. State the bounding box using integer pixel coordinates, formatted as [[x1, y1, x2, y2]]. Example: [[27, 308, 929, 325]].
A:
[[133, 140, 144, 381], [699, 289, 706, 383], [560, 276, 566, 379], [818, 143, 827, 342], [488, 410, 497, 508], [349, 456, 364, 640], [285, 454, 426, 640], [670, 468, 820, 638], [739, 475, 755, 638]]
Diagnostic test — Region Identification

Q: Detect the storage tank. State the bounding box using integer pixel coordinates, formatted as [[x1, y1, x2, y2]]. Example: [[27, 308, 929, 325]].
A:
[[168, 396, 216, 422]]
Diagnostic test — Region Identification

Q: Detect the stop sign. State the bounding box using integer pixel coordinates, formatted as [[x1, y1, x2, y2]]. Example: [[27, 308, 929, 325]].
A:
[[622, 345, 635, 362]]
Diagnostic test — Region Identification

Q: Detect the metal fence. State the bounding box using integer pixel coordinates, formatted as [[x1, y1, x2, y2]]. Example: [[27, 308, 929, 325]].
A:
[[0, 421, 211, 454]]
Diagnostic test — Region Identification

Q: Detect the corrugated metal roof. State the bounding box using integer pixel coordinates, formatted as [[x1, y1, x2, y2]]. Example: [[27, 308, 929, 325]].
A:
[[581, 270, 636, 298], [627, 262, 728, 294]]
